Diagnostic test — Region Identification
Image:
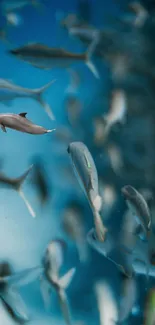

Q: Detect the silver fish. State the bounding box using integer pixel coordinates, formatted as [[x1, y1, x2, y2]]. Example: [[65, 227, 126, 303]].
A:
[[0, 79, 56, 120], [0, 164, 35, 217], [1, 0, 40, 13], [40, 240, 76, 325], [9, 42, 99, 79], [121, 185, 151, 240], [0, 112, 55, 135], [67, 141, 107, 242], [0, 261, 42, 324]]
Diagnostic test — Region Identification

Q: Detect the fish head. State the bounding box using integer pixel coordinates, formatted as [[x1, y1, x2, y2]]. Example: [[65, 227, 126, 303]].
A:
[[87, 228, 113, 257], [121, 185, 137, 200]]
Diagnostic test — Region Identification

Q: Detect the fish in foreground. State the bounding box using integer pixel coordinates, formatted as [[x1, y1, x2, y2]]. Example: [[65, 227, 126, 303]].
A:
[[102, 89, 127, 139], [0, 164, 35, 218], [121, 185, 151, 240], [62, 201, 89, 263], [0, 78, 56, 120], [0, 261, 42, 324], [39, 240, 76, 325], [118, 275, 137, 323], [67, 141, 107, 242], [95, 281, 118, 325], [9, 42, 99, 79], [0, 112, 56, 135]]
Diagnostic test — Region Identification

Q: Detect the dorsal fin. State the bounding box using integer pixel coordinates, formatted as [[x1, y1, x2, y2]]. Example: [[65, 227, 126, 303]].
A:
[[19, 113, 27, 118]]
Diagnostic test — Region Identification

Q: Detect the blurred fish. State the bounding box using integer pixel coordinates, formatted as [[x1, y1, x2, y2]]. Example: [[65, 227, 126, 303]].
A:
[[144, 288, 155, 325], [95, 281, 118, 325], [1, 0, 41, 13], [40, 240, 76, 325], [9, 42, 99, 79], [0, 164, 35, 218], [67, 142, 107, 242], [6, 12, 23, 26], [99, 182, 117, 221], [0, 79, 56, 120], [106, 143, 124, 175], [128, 2, 149, 27], [118, 275, 137, 323], [65, 68, 81, 95], [102, 89, 127, 139], [0, 261, 42, 324], [64, 95, 82, 127], [0, 112, 55, 135], [132, 259, 155, 277], [32, 156, 50, 205], [121, 185, 152, 240], [62, 201, 89, 263]]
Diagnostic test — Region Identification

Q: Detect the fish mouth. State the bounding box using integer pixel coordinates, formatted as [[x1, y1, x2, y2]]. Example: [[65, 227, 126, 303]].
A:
[[121, 185, 136, 198]]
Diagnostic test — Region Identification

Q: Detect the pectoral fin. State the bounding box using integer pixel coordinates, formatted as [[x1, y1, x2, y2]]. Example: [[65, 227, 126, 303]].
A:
[[1, 124, 6, 133]]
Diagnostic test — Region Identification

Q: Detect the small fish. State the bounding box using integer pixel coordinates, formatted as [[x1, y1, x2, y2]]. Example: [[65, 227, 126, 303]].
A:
[[106, 143, 124, 175], [102, 89, 127, 139], [67, 141, 107, 242], [6, 12, 23, 27], [64, 95, 82, 127], [128, 2, 149, 28], [0, 261, 42, 324], [121, 185, 151, 240], [9, 42, 99, 79], [65, 68, 81, 95], [95, 281, 118, 325], [1, 0, 41, 13], [0, 112, 55, 135], [31, 156, 50, 205], [0, 164, 35, 217], [0, 79, 56, 120], [40, 240, 76, 325], [62, 201, 89, 263], [144, 288, 155, 325], [99, 181, 117, 221]]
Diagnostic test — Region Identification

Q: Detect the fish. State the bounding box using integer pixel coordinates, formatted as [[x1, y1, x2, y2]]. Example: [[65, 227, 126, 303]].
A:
[[9, 42, 99, 79], [39, 240, 76, 325], [0, 79, 56, 120], [65, 68, 81, 95], [1, 0, 41, 13], [0, 261, 42, 324], [106, 143, 124, 175], [0, 164, 35, 218], [102, 89, 127, 139], [6, 12, 23, 27], [64, 95, 82, 127], [0, 112, 56, 135], [31, 156, 50, 205], [128, 2, 149, 28], [62, 201, 89, 263], [95, 281, 118, 325], [121, 185, 152, 240], [67, 141, 107, 242]]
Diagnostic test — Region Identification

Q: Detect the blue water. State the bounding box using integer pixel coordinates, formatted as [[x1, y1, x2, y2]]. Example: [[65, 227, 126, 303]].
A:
[[0, 0, 152, 324]]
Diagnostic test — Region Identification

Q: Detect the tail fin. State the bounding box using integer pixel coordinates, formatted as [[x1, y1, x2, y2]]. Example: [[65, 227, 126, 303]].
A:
[[15, 165, 36, 218], [85, 31, 100, 79], [57, 289, 72, 325], [40, 276, 51, 311], [93, 209, 107, 242], [4, 266, 43, 288], [58, 268, 76, 289], [34, 79, 56, 120]]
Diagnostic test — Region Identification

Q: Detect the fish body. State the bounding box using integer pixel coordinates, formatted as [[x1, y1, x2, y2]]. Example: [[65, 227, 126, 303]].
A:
[[0, 112, 55, 134], [122, 185, 151, 240], [9, 42, 99, 78], [67, 142, 106, 241]]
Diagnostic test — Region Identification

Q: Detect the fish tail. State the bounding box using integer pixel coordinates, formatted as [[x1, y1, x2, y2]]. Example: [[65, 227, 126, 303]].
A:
[[40, 276, 51, 311], [85, 31, 100, 79], [34, 79, 56, 120], [15, 165, 33, 190], [58, 268, 76, 289], [57, 288, 72, 325], [18, 189, 36, 218], [93, 209, 107, 242]]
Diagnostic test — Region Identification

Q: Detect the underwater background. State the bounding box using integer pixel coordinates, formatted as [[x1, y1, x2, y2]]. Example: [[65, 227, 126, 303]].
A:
[[0, 0, 155, 324]]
